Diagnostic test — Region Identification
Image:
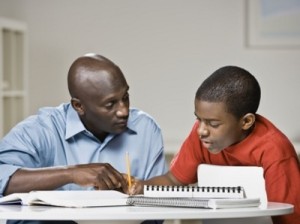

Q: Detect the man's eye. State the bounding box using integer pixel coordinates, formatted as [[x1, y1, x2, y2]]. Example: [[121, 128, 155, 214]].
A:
[[105, 102, 114, 109]]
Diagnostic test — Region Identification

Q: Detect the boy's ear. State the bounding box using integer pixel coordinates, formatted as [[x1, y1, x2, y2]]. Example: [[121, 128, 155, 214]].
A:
[[71, 98, 84, 115], [241, 113, 256, 130]]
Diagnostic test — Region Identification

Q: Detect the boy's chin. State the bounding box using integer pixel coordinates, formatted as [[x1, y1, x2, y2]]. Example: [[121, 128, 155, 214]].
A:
[[207, 147, 223, 154]]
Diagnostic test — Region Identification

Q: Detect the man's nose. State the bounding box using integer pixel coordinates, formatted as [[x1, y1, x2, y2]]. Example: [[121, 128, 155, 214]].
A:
[[116, 101, 129, 117]]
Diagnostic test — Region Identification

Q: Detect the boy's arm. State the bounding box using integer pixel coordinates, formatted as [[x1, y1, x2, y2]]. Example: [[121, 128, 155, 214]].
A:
[[130, 171, 184, 195]]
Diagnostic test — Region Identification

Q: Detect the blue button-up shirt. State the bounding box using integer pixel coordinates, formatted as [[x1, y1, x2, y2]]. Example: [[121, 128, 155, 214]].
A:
[[0, 103, 167, 195]]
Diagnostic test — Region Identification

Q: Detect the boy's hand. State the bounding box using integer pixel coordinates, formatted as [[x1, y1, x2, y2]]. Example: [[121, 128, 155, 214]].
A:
[[128, 179, 144, 195]]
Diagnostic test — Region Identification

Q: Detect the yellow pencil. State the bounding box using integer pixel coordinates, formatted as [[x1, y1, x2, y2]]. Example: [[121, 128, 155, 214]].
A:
[[125, 151, 132, 188]]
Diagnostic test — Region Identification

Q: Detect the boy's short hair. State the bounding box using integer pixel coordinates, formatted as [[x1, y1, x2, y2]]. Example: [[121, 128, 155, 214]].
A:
[[195, 66, 261, 118]]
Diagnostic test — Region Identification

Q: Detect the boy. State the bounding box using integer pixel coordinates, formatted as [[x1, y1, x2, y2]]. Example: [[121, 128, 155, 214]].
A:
[[132, 66, 300, 224]]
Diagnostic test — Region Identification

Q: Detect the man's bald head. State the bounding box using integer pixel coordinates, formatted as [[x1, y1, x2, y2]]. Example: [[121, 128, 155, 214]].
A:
[[67, 54, 125, 99]]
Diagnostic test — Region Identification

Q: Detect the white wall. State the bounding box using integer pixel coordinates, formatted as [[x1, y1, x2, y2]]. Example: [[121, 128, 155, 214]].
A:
[[0, 0, 300, 154]]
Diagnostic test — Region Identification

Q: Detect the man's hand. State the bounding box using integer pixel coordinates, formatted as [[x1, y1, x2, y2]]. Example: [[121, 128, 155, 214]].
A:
[[70, 163, 128, 192]]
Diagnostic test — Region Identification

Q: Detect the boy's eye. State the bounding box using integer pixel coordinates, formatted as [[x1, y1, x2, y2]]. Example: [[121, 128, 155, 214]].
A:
[[209, 122, 220, 128]]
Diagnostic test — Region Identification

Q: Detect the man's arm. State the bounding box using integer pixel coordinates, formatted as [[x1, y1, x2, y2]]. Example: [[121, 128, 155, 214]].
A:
[[4, 163, 129, 195]]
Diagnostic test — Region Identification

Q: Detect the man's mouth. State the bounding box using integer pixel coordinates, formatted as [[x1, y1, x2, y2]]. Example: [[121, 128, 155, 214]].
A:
[[115, 120, 128, 128]]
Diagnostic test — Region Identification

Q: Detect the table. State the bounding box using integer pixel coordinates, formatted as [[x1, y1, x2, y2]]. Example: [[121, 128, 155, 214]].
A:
[[0, 202, 293, 224]]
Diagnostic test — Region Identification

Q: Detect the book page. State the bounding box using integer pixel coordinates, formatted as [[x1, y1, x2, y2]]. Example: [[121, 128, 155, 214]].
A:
[[197, 164, 267, 207], [208, 198, 261, 209], [26, 190, 129, 207], [1, 190, 129, 208], [0, 193, 27, 204]]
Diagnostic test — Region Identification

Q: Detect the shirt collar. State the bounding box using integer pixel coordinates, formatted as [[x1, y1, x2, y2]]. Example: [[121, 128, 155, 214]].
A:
[[65, 104, 137, 140], [65, 105, 86, 140]]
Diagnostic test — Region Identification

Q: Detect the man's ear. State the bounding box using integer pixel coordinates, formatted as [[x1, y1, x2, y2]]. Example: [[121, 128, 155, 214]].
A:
[[71, 98, 84, 115], [241, 113, 256, 131]]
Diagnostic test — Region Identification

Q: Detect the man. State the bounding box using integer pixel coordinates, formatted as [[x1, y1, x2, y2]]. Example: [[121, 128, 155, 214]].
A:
[[0, 53, 167, 224], [131, 66, 300, 224]]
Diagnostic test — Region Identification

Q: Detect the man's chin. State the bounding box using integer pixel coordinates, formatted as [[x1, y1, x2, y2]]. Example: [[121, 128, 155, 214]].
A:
[[112, 126, 128, 134]]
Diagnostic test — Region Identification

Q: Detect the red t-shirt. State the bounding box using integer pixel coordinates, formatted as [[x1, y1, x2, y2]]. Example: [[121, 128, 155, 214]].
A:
[[170, 115, 300, 224]]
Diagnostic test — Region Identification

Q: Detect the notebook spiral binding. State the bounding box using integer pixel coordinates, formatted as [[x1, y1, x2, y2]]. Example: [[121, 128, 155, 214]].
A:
[[127, 196, 210, 208], [145, 185, 243, 193], [144, 185, 245, 198]]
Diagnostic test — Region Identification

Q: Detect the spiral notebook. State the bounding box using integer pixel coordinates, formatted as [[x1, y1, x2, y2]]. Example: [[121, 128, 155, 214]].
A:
[[144, 185, 245, 199], [127, 185, 261, 209], [127, 196, 260, 209]]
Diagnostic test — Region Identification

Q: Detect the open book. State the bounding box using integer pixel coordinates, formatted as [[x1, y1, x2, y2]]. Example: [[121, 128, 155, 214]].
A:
[[0, 190, 129, 208], [0, 188, 260, 209]]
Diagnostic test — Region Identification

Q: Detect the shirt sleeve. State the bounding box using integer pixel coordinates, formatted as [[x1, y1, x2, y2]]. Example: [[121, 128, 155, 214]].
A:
[[0, 116, 55, 196], [170, 122, 202, 184], [137, 116, 168, 179]]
